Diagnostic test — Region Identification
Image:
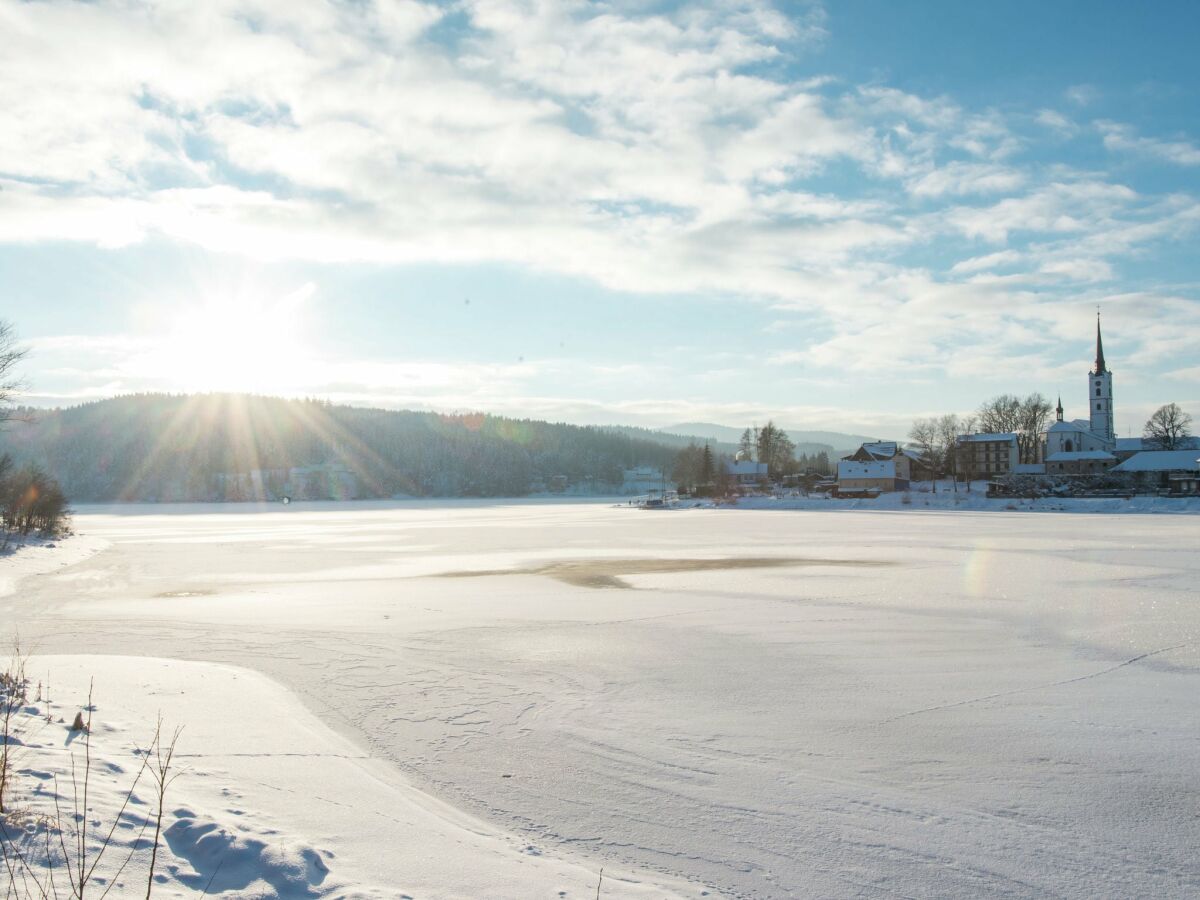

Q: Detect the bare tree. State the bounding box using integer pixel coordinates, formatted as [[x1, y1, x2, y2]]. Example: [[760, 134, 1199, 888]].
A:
[[1143, 403, 1194, 450], [977, 394, 1022, 435], [957, 415, 977, 491], [908, 418, 939, 492], [978, 393, 1051, 464], [935, 414, 961, 491], [0, 321, 27, 423], [1016, 394, 1052, 463]]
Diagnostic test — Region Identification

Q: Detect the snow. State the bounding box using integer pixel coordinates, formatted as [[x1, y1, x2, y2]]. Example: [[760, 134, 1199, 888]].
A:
[[728, 486, 1200, 514], [0, 533, 109, 598], [2, 655, 699, 899], [5, 500, 1200, 897]]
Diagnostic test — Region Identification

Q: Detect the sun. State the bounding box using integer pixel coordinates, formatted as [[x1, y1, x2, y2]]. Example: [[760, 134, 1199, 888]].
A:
[[131, 284, 318, 395]]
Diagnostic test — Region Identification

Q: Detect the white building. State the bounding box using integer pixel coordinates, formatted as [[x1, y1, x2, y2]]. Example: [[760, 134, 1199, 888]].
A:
[[1041, 315, 1119, 475], [837, 459, 908, 493]]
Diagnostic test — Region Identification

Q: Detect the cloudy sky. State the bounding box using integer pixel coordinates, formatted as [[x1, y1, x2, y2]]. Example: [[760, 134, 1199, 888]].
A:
[[3, 0, 1198, 436]]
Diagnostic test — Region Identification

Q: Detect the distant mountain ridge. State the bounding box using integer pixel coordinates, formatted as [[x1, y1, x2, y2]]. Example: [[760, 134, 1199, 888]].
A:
[[658, 422, 879, 455]]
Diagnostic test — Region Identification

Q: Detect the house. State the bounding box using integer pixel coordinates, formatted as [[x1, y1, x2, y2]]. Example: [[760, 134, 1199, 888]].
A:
[[837, 458, 908, 493], [1112, 451, 1200, 491], [843, 441, 929, 481], [725, 459, 768, 487], [954, 433, 1019, 478]]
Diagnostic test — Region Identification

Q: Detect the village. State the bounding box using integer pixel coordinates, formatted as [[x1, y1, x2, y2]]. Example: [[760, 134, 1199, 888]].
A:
[[643, 316, 1200, 503]]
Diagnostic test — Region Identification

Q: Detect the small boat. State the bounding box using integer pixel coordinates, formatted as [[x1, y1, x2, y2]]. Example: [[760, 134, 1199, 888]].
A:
[[633, 489, 680, 510]]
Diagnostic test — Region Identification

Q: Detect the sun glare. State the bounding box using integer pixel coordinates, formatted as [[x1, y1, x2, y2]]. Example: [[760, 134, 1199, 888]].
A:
[[134, 284, 316, 395]]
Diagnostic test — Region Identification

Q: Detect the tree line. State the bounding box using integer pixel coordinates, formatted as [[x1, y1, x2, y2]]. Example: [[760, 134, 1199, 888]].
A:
[[669, 421, 834, 493], [0, 393, 688, 502]]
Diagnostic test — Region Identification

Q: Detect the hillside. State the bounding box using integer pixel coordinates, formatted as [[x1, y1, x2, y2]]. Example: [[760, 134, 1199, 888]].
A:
[[0, 394, 686, 502]]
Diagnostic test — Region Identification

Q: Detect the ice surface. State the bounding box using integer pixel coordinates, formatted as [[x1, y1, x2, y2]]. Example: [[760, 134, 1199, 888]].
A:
[[4, 500, 1200, 897]]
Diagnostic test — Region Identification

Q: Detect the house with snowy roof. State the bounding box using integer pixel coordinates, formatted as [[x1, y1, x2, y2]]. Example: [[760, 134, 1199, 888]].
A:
[[837, 458, 909, 493], [1112, 450, 1200, 493], [843, 441, 929, 482], [725, 458, 768, 486]]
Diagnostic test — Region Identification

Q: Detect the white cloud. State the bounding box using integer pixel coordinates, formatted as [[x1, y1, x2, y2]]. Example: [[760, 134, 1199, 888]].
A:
[[907, 162, 1025, 198], [2, 0, 1198, 416], [1096, 120, 1200, 166]]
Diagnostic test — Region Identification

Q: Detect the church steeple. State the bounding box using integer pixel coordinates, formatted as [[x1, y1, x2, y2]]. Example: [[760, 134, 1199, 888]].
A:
[[1088, 311, 1114, 444], [1056, 395, 1063, 422], [1093, 312, 1107, 375]]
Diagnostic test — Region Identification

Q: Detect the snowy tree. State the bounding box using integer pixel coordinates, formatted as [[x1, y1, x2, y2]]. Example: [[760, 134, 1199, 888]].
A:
[[1143, 403, 1193, 450]]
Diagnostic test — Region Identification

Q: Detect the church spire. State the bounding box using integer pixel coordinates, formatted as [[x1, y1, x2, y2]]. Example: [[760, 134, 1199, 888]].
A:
[[1056, 394, 1063, 422], [1094, 311, 1107, 374]]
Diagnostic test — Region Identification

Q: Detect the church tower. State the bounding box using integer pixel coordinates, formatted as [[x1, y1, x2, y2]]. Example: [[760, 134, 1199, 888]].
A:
[[1088, 313, 1114, 442]]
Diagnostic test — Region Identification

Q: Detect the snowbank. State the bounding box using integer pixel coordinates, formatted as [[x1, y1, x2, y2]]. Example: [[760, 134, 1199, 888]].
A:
[[0, 534, 109, 597], [1, 655, 702, 899]]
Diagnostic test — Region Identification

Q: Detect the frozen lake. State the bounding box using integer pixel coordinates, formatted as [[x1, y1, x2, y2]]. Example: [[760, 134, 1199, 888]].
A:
[[7, 501, 1200, 898]]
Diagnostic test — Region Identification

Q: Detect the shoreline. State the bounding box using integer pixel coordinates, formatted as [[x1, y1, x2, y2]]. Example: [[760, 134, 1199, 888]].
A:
[[4, 652, 707, 899]]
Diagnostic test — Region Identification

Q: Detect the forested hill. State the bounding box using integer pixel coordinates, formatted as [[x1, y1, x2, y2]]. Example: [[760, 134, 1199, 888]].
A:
[[0, 394, 685, 502]]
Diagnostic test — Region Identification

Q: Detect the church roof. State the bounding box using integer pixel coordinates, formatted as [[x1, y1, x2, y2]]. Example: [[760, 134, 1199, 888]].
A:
[[1046, 420, 1081, 433], [1045, 451, 1115, 462]]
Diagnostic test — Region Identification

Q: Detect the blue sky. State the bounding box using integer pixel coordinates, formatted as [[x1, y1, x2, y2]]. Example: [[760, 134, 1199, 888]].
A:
[[2, 0, 1197, 437]]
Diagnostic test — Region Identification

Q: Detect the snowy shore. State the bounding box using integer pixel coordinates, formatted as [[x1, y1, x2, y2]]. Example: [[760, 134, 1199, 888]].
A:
[[719, 486, 1200, 515], [5, 502, 1200, 897], [2, 654, 701, 898]]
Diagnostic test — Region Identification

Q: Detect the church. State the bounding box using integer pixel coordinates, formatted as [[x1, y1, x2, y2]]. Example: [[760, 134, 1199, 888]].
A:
[[1042, 316, 1119, 475]]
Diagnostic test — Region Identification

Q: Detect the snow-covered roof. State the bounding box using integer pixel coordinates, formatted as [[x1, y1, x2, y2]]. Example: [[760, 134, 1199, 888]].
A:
[[1047, 420, 1084, 433], [957, 432, 1017, 443], [1112, 451, 1200, 473], [1045, 451, 1115, 462], [838, 459, 896, 479], [898, 447, 926, 462], [1115, 437, 1145, 452], [860, 441, 897, 458]]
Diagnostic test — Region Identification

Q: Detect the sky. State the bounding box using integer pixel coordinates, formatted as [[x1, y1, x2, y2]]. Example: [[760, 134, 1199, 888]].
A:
[[2, 0, 1198, 438]]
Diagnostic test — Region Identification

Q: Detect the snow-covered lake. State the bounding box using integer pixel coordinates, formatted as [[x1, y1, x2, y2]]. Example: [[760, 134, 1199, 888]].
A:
[[6, 501, 1200, 898]]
